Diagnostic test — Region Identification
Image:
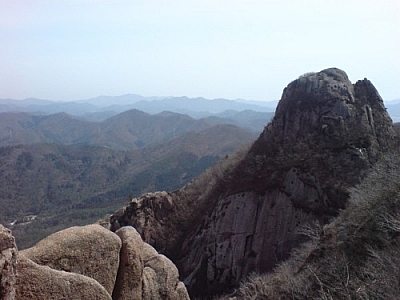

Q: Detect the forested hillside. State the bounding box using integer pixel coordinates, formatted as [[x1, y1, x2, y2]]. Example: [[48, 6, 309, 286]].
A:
[[1, 124, 255, 248]]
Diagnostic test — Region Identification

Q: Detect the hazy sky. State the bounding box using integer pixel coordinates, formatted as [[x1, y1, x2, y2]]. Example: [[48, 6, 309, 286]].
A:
[[1, 0, 399, 102]]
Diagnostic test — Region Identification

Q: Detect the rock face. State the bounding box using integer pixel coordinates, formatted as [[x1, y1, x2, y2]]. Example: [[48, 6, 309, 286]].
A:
[[111, 191, 177, 251], [16, 256, 112, 300], [21, 224, 121, 295], [178, 68, 397, 296], [0, 224, 18, 300], [0, 223, 189, 299], [113, 226, 143, 300], [110, 68, 398, 297], [113, 226, 189, 300]]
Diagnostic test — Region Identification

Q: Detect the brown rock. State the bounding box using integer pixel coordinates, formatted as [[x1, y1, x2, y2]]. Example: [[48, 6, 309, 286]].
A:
[[16, 256, 111, 300], [111, 192, 177, 250], [21, 224, 121, 295], [142, 243, 189, 300], [113, 226, 144, 300], [0, 224, 18, 300], [113, 226, 189, 300]]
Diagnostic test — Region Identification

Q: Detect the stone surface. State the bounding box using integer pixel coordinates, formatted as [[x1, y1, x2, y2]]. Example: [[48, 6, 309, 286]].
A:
[[2, 223, 189, 300], [16, 256, 112, 300], [113, 226, 144, 300], [142, 244, 188, 300], [111, 191, 179, 252], [178, 191, 316, 295], [0, 224, 17, 300], [113, 226, 190, 300], [177, 68, 397, 296], [21, 224, 121, 295]]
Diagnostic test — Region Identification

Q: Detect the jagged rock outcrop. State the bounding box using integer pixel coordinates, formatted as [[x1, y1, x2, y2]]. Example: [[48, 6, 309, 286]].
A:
[[179, 69, 397, 296], [21, 224, 121, 295], [0, 224, 17, 300], [111, 191, 176, 250], [113, 226, 189, 300], [0, 224, 189, 299], [110, 68, 398, 297]]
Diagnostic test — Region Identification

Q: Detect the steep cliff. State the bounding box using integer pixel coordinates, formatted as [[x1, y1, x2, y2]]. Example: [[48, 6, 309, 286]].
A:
[[110, 68, 398, 297]]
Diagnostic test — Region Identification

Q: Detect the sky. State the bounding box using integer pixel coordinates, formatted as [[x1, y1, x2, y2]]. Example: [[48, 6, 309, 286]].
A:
[[1, 0, 399, 102]]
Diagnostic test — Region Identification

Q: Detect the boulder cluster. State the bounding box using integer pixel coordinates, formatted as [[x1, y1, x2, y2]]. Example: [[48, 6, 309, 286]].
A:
[[0, 223, 189, 300]]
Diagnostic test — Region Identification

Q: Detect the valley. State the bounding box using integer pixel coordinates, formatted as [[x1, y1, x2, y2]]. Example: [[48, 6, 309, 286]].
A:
[[0, 106, 260, 248], [1, 70, 400, 299]]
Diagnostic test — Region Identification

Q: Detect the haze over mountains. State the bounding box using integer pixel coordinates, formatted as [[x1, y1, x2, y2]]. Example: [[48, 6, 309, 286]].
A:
[[0, 94, 277, 119], [3, 93, 400, 122], [0, 110, 240, 149], [1, 69, 400, 299]]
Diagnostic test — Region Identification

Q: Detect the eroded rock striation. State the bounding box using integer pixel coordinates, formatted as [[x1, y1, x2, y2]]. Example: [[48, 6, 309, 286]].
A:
[[181, 69, 397, 295], [110, 68, 398, 297]]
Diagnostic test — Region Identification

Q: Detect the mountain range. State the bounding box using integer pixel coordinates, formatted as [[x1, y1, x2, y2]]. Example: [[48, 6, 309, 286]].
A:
[[0, 105, 265, 249], [0, 95, 277, 120], [1, 70, 400, 299]]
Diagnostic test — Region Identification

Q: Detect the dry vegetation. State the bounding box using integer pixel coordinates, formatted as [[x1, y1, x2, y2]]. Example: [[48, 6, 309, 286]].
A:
[[218, 151, 400, 299]]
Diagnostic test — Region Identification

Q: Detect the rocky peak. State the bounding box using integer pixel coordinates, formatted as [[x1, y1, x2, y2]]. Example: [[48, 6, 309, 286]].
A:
[[178, 68, 397, 296], [109, 68, 398, 298], [255, 68, 394, 154], [242, 68, 396, 208]]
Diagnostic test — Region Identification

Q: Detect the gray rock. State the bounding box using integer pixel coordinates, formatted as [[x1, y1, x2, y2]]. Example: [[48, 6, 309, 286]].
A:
[[178, 68, 397, 295], [111, 191, 178, 251], [0, 224, 17, 300], [110, 68, 398, 297]]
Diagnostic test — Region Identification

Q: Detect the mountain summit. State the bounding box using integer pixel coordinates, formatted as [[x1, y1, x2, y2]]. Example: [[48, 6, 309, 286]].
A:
[[111, 68, 397, 297]]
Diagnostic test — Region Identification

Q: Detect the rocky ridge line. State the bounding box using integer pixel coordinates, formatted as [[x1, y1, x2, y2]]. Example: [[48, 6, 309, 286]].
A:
[[110, 68, 398, 297]]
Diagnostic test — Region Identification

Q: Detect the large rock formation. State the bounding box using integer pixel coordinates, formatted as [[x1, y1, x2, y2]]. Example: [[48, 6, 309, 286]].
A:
[[0, 224, 189, 299], [21, 224, 121, 295], [179, 69, 397, 296], [16, 256, 112, 300], [0, 224, 18, 300], [113, 226, 189, 300], [110, 68, 398, 297]]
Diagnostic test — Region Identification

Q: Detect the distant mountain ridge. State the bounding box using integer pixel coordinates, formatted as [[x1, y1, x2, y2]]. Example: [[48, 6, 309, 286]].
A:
[[385, 98, 400, 121], [0, 94, 277, 120], [0, 109, 272, 149]]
